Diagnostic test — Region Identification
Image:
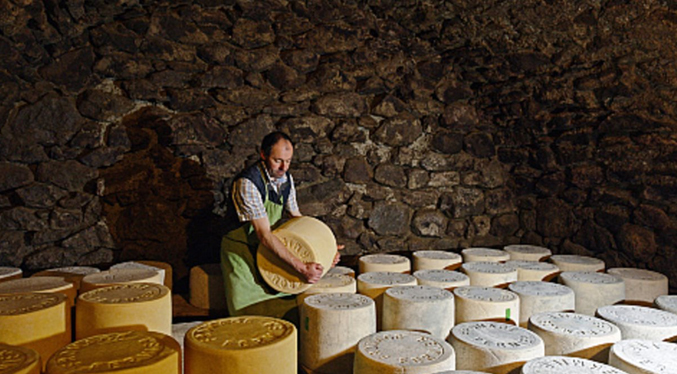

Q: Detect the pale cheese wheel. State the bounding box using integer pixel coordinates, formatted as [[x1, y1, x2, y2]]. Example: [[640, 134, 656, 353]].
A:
[[453, 286, 520, 325], [0, 293, 70, 367], [461, 261, 518, 287], [354, 330, 455, 374], [559, 271, 625, 316], [521, 356, 630, 374], [300, 293, 376, 373], [461, 248, 510, 263], [0, 276, 76, 307], [382, 285, 455, 339], [359, 254, 410, 274], [449, 321, 544, 374], [184, 316, 297, 374], [326, 266, 355, 278], [527, 312, 621, 362], [31, 266, 100, 291], [608, 339, 677, 374], [0, 267, 22, 282], [508, 281, 575, 327], [171, 321, 203, 355], [357, 272, 417, 329], [80, 268, 163, 293], [433, 371, 490, 374], [506, 261, 560, 282], [503, 244, 552, 262], [188, 263, 227, 311], [75, 283, 172, 340], [297, 273, 356, 306], [654, 295, 677, 315], [414, 269, 470, 291], [0, 343, 41, 374], [606, 268, 668, 305], [45, 331, 181, 374], [596, 305, 677, 341], [550, 255, 605, 272], [412, 251, 462, 271], [111, 261, 172, 289]]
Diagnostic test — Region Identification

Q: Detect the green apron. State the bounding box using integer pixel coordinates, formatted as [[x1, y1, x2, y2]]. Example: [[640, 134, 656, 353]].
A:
[[220, 181, 297, 320]]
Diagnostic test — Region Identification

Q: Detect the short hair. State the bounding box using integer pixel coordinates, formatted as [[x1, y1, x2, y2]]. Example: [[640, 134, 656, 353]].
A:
[[261, 131, 293, 157]]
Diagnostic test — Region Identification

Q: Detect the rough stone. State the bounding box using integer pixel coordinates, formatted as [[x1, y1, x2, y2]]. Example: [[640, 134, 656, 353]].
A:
[[24, 246, 79, 270], [428, 171, 460, 188], [77, 88, 136, 121], [573, 220, 616, 254], [617, 223, 657, 263], [94, 53, 155, 80], [464, 132, 495, 158], [233, 45, 278, 72], [15, 183, 68, 209], [368, 201, 412, 236], [439, 187, 485, 218], [232, 19, 275, 49], [265, 62, 305, 90], [0, 207, 49, 231], [36, 160, 98, 192], [374, 163, 407, 188], [633, 204, 674, 231], [412, 208, 447, 237], [313, 93, 367, 118], [0, 162, 34, 193], [407, 169, 429, 189], [441, 102, 480, 130], [372, 113, 422, 147], [168, 113, 226, 147], [38, 47, 95, 92], [0, 230, 31, 267], [372, 95, 408, 118], [431, 130, 464, 154], [468, 215, 491, 238], [485, 188, 515, 215], [490, 213, 520, 238], [536, 198, 578, 238], [281, 49, 319, 74], [8, 93, 85, 147], [227, 115, 275, 147]]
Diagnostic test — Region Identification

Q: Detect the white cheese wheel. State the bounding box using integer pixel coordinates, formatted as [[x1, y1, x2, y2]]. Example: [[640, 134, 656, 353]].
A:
[[297, 273, 356, 305], [0, 276, 76, 307], [461, 262, 518, 287], [359, 254, 411, 274], [257, 216, 337, 294], [609, 339, 677, 374], [508, 281, 575, 327], [184, 316, 297, 374], [503, 244, 552, 262], [188, 263, 227, 311], [382, 285, 455, 339], [75, 283, 172, 340], [432, 371, 490, 374], [357, 272, 417, 329], [31, 266, 100, 291], [506, 261, 560, 282], [461, 248, 510, 263], [111, 262, 168, 288], [300, 293, 376, 373], [414, 269, 470, 291], [522, 356, 630, 374], [412, 251, 462, 271], [527, 312, 621, 362], [0, 267, 22, 282], [654, 295, 677, 315], [606, 268, 668, 305], [0, 343, 41, 374], [354, 330, 455, 374], [453, 286, 520, 325], [80, 269, 163, 293], [45, 331, 181, 374], [596, 305, 677, 341], [326, 266, 355, 278], [448, 321, 544, 374], [550, 255, 605, 272], [559, 271, 625, 315]]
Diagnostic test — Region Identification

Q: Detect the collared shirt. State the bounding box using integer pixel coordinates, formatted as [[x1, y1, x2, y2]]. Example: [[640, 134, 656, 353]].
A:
[[231, 162, 299, 222]]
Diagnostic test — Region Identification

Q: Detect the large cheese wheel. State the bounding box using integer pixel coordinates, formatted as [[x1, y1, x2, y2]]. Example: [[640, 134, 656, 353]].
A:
[[80, 269, 163, 293], [300, 293, 376, 373], [0, 276, 76, 307], [354, 330, 455, 374], [654, 295, 677, 315], [432, 372, 490, 374], [45, 331, 180, 374], [508, 281, 575, 327], [453, 286, 520, 325], [412, 251, 462, 271], [414, 269, 470, 291], [527, 312, 621, 362], [171, 321, 203, 354], [31, 266, 100, 291], [596, 305, 677, 341], [184, 316, 297, 374], [550, 255, 604, 272], [448, 321, 544, 374], [326, 266, 355, 278], [0, 267, 22, 282], [75, 283, 172, 340], [0, 343, 41, 374], [359, 254, 410, 274], [188, 264, 227, 311], [559, 271, 625, 315], [357, 272, 417, 329], [382, 285, 455, 339], [503, 244, 551, 262], [506, 261, 560, 282], [522, 356, 630, 374], [608, 339, 677, 374], [461, 261, 518, 287], [0, 293, 71, 368], [461, 248, 510, 263], [297, 273, 356, 305], [111, 261, 172, 289], [606, 268, 667, 305]]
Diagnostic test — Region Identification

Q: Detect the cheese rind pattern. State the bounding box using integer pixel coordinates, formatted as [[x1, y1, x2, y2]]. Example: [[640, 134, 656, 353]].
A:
[[595, 305, 677, 341], [608, 339, 677, 374]]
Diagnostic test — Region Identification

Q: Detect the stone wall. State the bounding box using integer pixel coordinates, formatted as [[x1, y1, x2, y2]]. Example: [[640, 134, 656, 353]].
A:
[[1, 0, 676, 287]]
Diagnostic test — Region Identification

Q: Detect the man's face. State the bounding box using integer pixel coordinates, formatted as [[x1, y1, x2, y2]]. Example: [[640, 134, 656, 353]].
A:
[[261, 139, 293, 179]]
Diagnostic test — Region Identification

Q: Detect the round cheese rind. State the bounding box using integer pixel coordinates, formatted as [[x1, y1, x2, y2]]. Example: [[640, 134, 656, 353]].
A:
[[595, 305, 677, 341], [0, 343, 41, 374], [0, 276, 76, 307], [522, 356, 630, 374], [452, 286, 519, 325], [382, 285, 454, 339], [558, 271, 625, 316], [606, 268, 668, 305], [357, 272, 418, 299], [326, 266, 355, 278], [359, 254, 411, 274], [110, 262, 169, 289], [461, 248, 510, 263], [0, 267, 23, 282], [506, 261, 560, 282], [412, 251, 462, 271], [608, 339, 677, 374], [188, 263, 227, 311], [550, 255, 605, 272], [31, 266, 100, 291], [508, 281, 575, 327], [503, 245, 552, 262], [654, 295, 677, 315], [414, 269, 470, 290], [461, 262, 518, 287], [297, 273, 356, 306], [80, 269, 163, 293]]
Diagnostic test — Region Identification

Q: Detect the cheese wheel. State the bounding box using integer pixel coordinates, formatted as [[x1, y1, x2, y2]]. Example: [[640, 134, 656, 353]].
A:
[[559, 271, 625, 315], [522, 356, 630, 374], [550, 255, 605, 272], [357, 272, 417, 329], [654, 295, 677, 315], [0, 267, 22, 282], [359, 254, 410, 274], [414, 269, 470, 291], [354, 330, 455, 374], [503, 244, 552, 262], [448, 321, 544, 374], [432, 371, 490, 374], [300, 293, 376, 373], [461, 248, 510, 263], [596, 305, 677, 341], [461, 262, 518, 287], [257, 216, 337, 294], [188, 263, 227, 311], [171, 321, 203, 354], [508, 281, 575, 327], [45, 331, 180, 374], [606, 268, 667, 305], [527, 312, 621, 362], [506, 261, 560, 282], [0, 276, 76, 307], [382, 285, 455, 339], [184, 316, 297, 374], [0, 293, 70, 367], [297, 273, 356, 306], [111, 261, 172, 289], [326, 266, 355, 278], [412, 251, 462, 271], [31, 266, 100, 291], [608, 339, 677, 374], [80, 268, 163, 293], [453, 286, 520, 325], [75, 283, 172, 340], [0, 343, 41, 374]]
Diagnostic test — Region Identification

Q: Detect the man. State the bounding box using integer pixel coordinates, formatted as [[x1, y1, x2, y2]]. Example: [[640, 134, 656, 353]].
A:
[[221, 131, 339, 319]]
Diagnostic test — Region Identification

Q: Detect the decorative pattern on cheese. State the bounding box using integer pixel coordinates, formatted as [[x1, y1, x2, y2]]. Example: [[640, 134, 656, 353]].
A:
[[0, 277, 76, 307], [414, 269, 470, 290], [609, 339, 677, 374], [453, 286, 519, 325], [508, 281, 575, 327], [0, 343, 41, 374], [558, 271, 625, 315], [522, 356, 629, 374], [596, 305, 677, 341]]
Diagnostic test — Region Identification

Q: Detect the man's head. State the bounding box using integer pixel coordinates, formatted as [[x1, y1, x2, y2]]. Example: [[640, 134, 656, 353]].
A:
[[260, 132, 294, 179]]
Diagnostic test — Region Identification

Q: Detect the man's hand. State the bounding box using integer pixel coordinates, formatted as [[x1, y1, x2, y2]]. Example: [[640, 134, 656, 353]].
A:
[[298, 262, 323, 283], [332, 244, 344, 267]]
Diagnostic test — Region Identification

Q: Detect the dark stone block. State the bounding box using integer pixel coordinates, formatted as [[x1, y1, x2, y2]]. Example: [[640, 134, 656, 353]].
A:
[[372, 113, 422, 147], [372, 95, 409, 118], [227, 115, 275, 147], [280, 116, 334, 143], [0, 230, 31, 267], [36, 160, 98, 192], [439, 187, 484, 218], [24, 246, 79, 270], [432, 131, 463, 155], [77, 89, 135, 121], [91, 22, 139, 54], [485, 188, 515, 216], [368, 201, 411, 236], [9, 93, 85, 147], [617, 223, 657, 263], [38, 47, 95, 92], [15, 183, 68, 209], [94, 53, 154, 80], [232, 19, 275, 49], [464, 132, 495, 158], [0, 162, 34, 193], [441, 103, 479, 130], [168, 113, 226, 148], [374, 163, 407, 188], [0, 207, 49, 231], [77, 248, 115, 266], [313, 93, 367, 118], [490, 213, 520, 238], [407, 169, 429, 189], [265, 62, 305, 91], [197, 43, 232, 65], [199, 66, 244, 89], [281, 49, 319, 74], [215, 86, 277, 107], [412, 208, 447, 237], [633, 204, 674, 231], [233, 45, 279, 72], [536, 198, 578, 238]]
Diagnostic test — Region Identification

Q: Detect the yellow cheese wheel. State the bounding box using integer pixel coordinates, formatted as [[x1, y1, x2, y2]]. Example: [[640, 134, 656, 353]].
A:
[[0, 276, 76, 307], [80, 269, 163, 293], [31, 266, 100, 291], [45, 331, 181, 374], [0, 343, 41, 374], [0, 267, 22, 283], [110, 261, 173, 290], [184, 316, 297, 374], [75, 283, 172, 340], [189, 263, 227, 311]]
